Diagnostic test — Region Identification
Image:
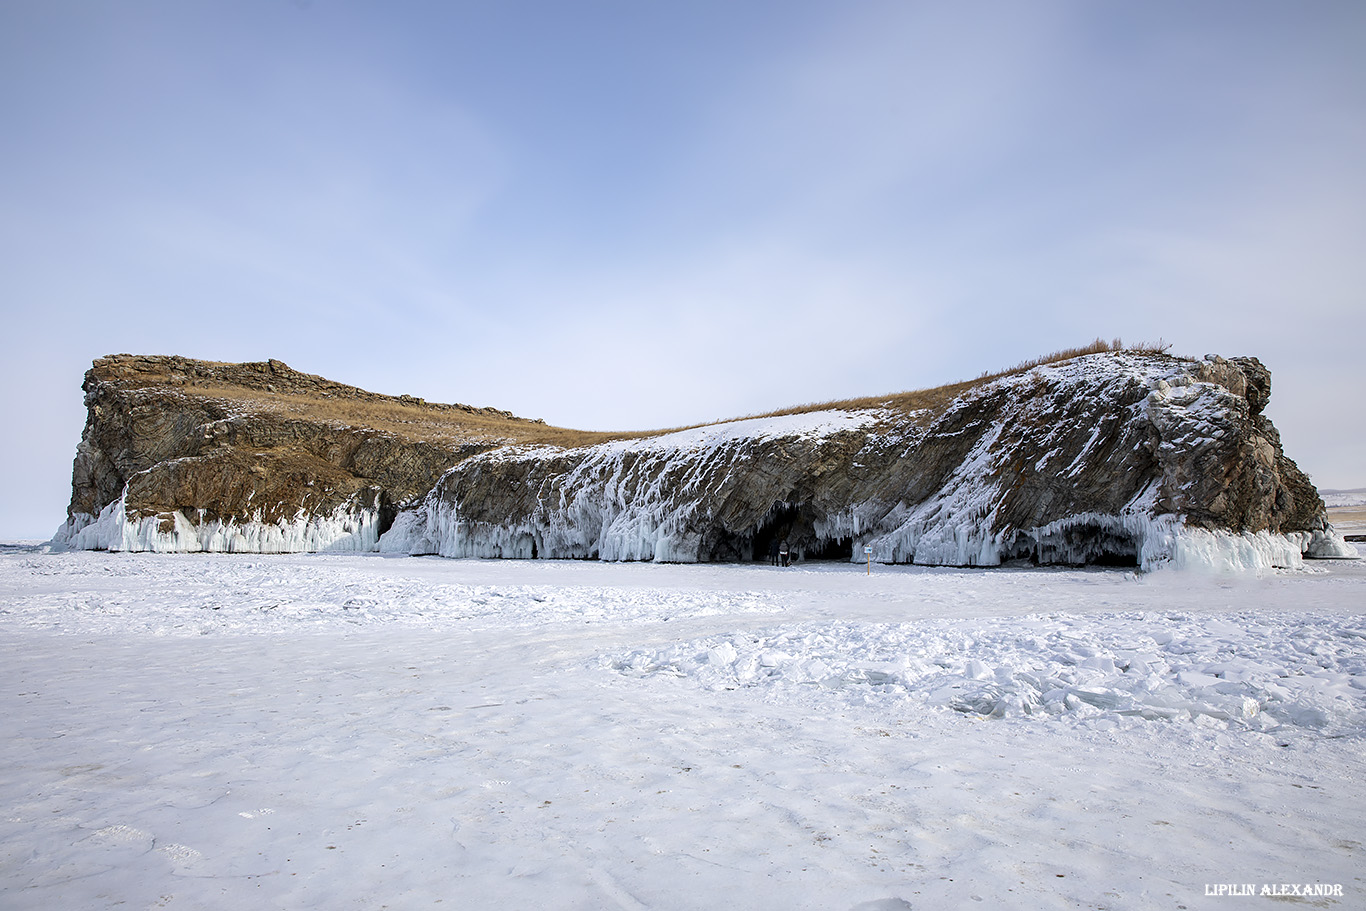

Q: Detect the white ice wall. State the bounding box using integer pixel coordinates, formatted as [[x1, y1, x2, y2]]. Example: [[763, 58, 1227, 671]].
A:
[[51, 491, 384, 555]]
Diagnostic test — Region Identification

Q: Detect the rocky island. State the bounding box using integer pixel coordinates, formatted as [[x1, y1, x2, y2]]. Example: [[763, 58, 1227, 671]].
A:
[[52, 350, 1351, 571]]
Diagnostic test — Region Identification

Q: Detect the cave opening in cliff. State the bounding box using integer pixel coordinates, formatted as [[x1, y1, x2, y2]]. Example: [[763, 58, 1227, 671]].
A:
[[703, 504, 800, 563], [745, 503, 801, 563], [724, 503, 854, 563], [1005, 523, 1140, 567], [1088, 551, 1138, 567], [804, 535, 853, 561], [377, 496, 397, 540]]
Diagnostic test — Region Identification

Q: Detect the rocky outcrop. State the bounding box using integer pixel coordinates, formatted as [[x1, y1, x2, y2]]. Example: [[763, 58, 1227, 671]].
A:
[[53, 355, 508, 553], [54, 351, 1351, 570]]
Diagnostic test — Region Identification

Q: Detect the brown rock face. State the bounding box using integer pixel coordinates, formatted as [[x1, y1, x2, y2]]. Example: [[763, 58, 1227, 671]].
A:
[[55, 351, 1345, 569], [57, 355, 507, 550]]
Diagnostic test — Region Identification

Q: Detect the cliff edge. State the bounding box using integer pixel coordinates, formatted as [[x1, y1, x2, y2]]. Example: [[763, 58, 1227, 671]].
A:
[[52, 351, 1351, 571]]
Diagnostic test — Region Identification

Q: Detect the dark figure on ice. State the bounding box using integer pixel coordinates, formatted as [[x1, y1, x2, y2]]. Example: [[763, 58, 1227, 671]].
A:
[[779, 540, 790, 567], [768, 539, 780, 566]]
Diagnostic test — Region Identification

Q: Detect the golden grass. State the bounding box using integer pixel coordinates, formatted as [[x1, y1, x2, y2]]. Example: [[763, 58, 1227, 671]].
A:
[[671, 338, 1178, 429], [173, 382, 637, 448], [979, 337, 1172, 380], [136, 341, 1178, 451]]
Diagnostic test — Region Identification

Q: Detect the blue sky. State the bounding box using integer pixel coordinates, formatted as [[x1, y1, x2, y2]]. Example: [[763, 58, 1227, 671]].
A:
[[2, 0, 1363, 538]]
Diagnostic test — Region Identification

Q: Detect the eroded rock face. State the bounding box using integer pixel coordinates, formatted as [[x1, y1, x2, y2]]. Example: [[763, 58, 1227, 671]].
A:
[[54, 351, 1349, 570], [381, 352, 1347, 570], [55, 355, 494, 553]]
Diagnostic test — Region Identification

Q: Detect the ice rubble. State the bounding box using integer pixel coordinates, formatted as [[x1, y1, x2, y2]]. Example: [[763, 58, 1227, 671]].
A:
[[604, 610, 1366, 736], [51, 491, 383, 554]]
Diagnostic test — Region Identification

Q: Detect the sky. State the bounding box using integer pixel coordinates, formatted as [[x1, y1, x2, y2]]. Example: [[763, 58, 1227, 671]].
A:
[[1, 0, 1363, 539]]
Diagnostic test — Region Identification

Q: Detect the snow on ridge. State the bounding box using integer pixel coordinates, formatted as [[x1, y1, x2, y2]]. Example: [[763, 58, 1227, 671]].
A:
[[478, 407, 896, 465], [638, 407, 895, 449]]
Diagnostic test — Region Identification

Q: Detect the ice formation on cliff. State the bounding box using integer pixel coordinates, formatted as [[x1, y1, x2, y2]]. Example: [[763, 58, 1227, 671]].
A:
[[54, 351, 1352, 572], [53, 491, 383, 555], [380, 410, 890, 562], [373, 354, 1351, 573]]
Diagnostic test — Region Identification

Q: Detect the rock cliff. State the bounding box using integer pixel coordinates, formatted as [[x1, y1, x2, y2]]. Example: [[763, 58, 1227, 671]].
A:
[[53, 351, 1351, 571], [53, 355, 530, 553]]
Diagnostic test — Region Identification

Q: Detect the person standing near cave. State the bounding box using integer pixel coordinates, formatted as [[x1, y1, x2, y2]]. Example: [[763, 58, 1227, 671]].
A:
[[779, 540, 790, 567], [769, 538, 780, 565]]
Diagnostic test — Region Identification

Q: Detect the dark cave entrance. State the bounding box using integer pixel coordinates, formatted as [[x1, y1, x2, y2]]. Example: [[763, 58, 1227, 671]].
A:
[[749, 503, 800, 563], [377, 492, 398, 539], [705, 502, 854, 564], [805, 535, 854, 561], [1087, 551, 1138, 568], [1000, 523, 1140, 568]]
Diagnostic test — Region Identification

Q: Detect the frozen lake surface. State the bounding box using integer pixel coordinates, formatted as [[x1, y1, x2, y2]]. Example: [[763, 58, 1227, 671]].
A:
[[3, 550, 1365, 909]]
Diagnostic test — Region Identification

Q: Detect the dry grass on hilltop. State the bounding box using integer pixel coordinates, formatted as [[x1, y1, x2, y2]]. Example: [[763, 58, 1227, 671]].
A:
[[145, 340, 1176, 450], [174, 383, 638, 449], [701, 338, 1176, 427]]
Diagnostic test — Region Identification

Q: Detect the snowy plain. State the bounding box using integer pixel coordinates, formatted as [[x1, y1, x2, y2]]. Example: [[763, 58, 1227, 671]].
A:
[[1320, 490, 1366, 509], [2, 548, 1364, 910], [1322, 490, 1366, 540]]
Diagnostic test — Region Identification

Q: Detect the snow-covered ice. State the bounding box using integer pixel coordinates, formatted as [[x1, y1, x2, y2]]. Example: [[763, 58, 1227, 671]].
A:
[[1321, 489, 1366, 509], [2, 549, 1364, 909], [1323, 490, 1366, 540]]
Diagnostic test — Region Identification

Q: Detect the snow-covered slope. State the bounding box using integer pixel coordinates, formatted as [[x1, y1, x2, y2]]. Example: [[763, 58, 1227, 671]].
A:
[[53, 352, 1349, 571]]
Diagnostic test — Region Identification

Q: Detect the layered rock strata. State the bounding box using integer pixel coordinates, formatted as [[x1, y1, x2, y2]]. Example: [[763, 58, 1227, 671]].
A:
[[54, 355, 507, 553], [54, 352, 1350, 570]]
